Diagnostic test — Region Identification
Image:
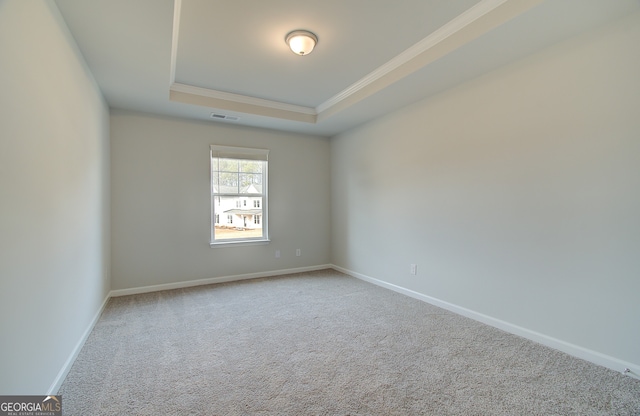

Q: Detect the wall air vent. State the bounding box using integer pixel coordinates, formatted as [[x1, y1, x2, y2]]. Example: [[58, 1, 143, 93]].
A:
[[210, 113, 240, 122]]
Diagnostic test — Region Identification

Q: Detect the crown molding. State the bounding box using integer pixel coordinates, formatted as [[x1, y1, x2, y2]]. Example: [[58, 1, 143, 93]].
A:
[[169, 0, 181, 85], [169, 0, 318, 123], [170, 83, 316, 115], [315, 0, 512, 114], [169, 0, 543, 124], [170, 83, 317, 123], [169, 0, 316, 123]]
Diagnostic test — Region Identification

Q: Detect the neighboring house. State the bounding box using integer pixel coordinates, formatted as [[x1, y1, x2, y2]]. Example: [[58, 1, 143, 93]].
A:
[[213, 184, 263, 230]]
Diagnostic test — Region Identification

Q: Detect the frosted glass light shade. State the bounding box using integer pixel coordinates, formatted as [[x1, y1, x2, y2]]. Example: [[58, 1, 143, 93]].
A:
[[285, 30, 318, 56]]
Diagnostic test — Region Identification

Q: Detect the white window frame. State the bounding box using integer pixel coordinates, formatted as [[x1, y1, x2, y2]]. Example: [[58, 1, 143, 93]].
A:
[[210, 145, 269, 247]]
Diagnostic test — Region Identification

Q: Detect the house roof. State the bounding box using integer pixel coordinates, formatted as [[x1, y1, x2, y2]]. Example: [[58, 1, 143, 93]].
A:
[[213, 184, 263, 194], [223, 209, 262, 216]]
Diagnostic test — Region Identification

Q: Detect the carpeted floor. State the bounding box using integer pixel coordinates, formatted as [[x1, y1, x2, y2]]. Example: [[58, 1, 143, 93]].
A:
[[59, 269, 640, 415]]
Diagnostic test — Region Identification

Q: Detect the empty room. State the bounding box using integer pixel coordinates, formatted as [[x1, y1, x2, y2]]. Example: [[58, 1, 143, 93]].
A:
[[1, 0, 639, 414]]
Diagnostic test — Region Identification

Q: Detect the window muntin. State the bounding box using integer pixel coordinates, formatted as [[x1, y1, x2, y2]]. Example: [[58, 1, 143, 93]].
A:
[[211, 145, 268, 245]]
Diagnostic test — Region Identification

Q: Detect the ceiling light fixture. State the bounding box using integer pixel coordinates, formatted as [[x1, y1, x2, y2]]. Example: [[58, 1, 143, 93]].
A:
[[285, 30, 318, 56]]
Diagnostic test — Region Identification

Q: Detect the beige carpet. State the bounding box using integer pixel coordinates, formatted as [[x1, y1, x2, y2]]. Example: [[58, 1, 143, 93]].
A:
[[59, 269, 640, 415]]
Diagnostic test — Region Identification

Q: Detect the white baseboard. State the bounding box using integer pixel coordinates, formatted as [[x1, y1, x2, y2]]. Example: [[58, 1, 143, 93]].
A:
[[50, 264, 332, 392], [110, 264, 333, 297], [331, 264, 640, 380], [48, 292, 112, 394], [50, 263, 639, 394]]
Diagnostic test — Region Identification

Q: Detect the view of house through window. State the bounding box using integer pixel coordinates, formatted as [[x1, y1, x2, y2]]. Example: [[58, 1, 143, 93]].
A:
[[211, 145, 268, 244]]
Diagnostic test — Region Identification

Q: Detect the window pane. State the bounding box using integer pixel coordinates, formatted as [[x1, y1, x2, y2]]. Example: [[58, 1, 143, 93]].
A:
[[219, 171, 238, 188], [219, 158, 239, 172], [240, 160, 262, 173], [213, 159, 265, 193], [211, 147, 267, 244], [239, 173, 263, 192], [213, 197, 263, 240]]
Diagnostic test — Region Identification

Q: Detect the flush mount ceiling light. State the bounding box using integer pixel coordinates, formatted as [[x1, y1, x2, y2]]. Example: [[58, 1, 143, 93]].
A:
[[285, 30, 318, 56]]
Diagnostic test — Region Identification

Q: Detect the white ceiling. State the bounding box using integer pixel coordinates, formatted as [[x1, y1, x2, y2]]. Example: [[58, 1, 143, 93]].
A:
[[54, 0, 639, 137]]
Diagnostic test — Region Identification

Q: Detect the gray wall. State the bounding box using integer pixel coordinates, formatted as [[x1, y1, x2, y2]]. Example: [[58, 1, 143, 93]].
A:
[[0, 1, 111, 393], [331, 12, 640, 367], [110, 111, 331, 290], [2, 0, 638, 394]]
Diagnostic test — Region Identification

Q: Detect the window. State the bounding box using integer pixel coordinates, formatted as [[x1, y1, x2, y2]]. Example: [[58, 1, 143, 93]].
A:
[[211, 145, 268, 245]]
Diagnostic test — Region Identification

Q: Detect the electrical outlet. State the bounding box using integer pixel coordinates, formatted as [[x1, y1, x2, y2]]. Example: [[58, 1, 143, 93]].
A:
[[410, 264, 417, 275], [296, 249, 301, 257], [275, 250, 281, 258]]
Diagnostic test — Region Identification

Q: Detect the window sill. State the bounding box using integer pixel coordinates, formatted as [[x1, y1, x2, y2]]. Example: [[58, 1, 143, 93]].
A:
[[209, 239, 270, 248]]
